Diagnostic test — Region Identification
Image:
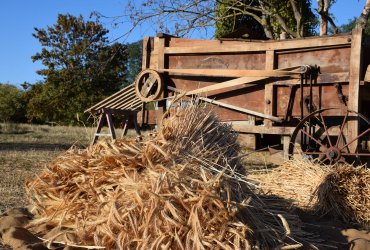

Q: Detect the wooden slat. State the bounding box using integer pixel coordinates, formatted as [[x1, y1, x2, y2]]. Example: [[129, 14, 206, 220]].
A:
[[160, 68, 301, 78], [164, 35, 351, 54], [264, 50, 275, 127], [85, 84, 134, 112]]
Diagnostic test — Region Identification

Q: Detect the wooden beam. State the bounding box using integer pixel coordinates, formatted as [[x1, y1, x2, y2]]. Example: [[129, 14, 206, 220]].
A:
[[187, 76, 266, 95], [226, 121, 293, 135], [142, 37, 150, 70], [264, 50, 275, 127], [159, 68, 301, 78], [164, 35, 351, 54], [348, 27, 363, 152]]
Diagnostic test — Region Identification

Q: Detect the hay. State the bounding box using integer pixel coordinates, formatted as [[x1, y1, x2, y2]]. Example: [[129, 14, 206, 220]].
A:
[[25, 103, 307, 249], [315, 164, 370, 229], [248, 159, 330, 209]]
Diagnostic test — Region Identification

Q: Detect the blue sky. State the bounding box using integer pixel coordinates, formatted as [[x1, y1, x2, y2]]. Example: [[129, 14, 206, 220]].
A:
[[0, 0, 367, 86]]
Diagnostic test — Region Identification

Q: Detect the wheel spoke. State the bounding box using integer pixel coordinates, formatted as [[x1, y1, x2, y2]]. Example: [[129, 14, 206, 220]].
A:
[[301, 152, 326, 155], [300, 128, 327, 150], [340, 127, 370, 151], [318, 113, 333, 147], [335, 111, 349, 148]]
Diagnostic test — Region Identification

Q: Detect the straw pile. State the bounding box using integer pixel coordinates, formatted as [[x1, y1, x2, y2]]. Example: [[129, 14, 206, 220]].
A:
[[25, 104, 309, 249], [315, 164, 370, 229], [248, 159, 330, 209]]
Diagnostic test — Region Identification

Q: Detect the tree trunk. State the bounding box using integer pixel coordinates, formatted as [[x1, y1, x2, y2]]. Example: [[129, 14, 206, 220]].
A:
[[317, 0, 328, 35], [317, 0, 338, 35], [357, 0, 370, 29]]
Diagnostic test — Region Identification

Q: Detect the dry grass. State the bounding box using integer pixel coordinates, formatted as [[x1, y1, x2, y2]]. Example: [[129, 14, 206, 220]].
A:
[[315, 164, 370, 229], [0, 123, 93, 213], [25, 104, 310, 249], [248, 159, 331, 209]]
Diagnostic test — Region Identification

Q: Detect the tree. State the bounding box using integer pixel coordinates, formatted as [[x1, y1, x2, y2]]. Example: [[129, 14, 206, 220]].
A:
[[0, 84, 26, 122], [30, 14, 128, 124], [125, 40, 142, 85], [114, 0, 317, 40], [357, 0, 370, 29], [316, 0, 337, 35], [215, 0, 317, 39]]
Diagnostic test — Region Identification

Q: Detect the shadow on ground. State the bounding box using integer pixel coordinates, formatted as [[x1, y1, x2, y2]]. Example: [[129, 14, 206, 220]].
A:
[[0, 142, 82, 151]]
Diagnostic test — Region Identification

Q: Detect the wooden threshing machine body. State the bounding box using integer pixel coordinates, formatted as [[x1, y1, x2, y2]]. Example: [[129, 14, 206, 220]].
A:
[[137, 28, 370, 164]]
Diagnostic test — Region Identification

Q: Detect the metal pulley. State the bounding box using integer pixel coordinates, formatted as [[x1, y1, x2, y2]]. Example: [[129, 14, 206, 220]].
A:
[[134, 69, 163, 102]]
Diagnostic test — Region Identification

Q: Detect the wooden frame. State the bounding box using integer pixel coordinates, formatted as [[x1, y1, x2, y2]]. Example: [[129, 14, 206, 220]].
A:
[[141, 30, 370, 155]]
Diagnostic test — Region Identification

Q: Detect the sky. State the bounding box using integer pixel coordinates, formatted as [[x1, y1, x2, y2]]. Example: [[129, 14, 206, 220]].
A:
[[0, 0, 367, 86]]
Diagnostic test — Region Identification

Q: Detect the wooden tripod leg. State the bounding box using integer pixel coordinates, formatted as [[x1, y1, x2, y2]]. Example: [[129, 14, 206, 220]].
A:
[[121, 117, 129, 137], [106, 113, 116, 140], [133, 112, 141, 135], [92, 114, 105, 145]]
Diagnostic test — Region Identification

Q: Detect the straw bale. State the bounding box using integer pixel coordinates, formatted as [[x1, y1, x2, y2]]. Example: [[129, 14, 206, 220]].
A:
[[315, 164, 370, 228], [25, 103, 308, 249], [248, 159, 330, 209]]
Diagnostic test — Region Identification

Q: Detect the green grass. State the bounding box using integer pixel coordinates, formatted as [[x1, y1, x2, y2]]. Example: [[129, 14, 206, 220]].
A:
[[0, 123, 95, 213]]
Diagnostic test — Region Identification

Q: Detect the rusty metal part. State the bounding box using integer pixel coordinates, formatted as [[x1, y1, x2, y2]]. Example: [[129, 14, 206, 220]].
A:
[[135, 69, 163, 102], [289, 108, 370, 165], [334, 83, 348, 106]]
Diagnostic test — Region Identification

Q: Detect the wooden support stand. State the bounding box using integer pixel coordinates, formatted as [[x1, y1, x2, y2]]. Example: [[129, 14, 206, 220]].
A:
[[92, 108, 141, 145]]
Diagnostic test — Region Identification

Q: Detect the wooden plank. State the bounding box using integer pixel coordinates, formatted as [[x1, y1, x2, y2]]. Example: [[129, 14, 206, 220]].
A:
[[264, 84, 274, 126], [85, 84, 134, 112], [348, 27, 363, 152], [133, 113, 141, 135], [187, 76, 266, 95], [164, 35, 351, 54], [226, 121, 294, 135], [174, 66, 303, 96], [264, 50, 275, 127], [160, 68, 301, 78], [283, 136, 291, 159], [142, 37, 150, 70]]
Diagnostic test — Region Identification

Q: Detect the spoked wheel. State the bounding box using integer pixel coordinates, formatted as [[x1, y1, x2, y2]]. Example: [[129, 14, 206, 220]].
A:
[[289, 108, 370, 165], [135, 69, 163, 102]]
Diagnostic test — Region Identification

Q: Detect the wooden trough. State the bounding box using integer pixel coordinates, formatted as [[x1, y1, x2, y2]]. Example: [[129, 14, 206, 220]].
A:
[[135, 27, 370, 165]]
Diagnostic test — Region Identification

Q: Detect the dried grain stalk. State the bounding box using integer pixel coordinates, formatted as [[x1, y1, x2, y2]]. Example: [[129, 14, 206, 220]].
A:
[[248, 159, 331, 209], [25, 101, 307, 249], [315, 164, 370, 229]]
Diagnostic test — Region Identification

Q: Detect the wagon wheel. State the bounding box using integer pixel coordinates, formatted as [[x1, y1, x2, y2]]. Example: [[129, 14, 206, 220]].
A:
[[289, 108, 370, 165], [135, 69, 163, 102]]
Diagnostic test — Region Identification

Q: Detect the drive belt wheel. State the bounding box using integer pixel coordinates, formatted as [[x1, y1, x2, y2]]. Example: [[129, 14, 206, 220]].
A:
[[135, 69, 163, 102]]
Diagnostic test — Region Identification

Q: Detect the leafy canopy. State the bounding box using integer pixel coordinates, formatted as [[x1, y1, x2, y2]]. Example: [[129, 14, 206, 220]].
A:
[[0, 84, 25, 122], [30, 14, 128, 124]]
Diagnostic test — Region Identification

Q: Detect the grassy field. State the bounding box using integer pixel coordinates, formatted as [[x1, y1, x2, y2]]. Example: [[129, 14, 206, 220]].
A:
[[0, 123, 95, 213]]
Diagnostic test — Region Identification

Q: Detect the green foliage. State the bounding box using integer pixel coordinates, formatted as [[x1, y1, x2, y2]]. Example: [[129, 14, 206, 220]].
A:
[[339, 17, 370, 35], [215, 1, 265, 39], [0, 84, 26, 122], [125, 40, 142, 85], [29, 14, 128, 124], [215, 0, 317, 39]]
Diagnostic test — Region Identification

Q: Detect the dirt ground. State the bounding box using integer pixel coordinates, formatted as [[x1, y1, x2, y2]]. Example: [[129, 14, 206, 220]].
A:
[[0, 124, 368, 249]]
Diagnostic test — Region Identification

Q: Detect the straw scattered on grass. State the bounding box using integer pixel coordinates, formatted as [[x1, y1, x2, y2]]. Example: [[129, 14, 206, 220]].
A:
[[248, 159, 330, 209]]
